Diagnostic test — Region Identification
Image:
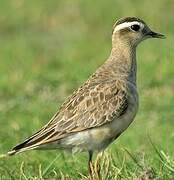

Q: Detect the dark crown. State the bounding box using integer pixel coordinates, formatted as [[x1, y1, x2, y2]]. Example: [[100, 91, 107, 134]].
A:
[[115, 17, 146, 26]]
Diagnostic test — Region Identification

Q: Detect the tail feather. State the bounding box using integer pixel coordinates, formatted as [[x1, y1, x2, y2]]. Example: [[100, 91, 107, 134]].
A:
[[7, 139, 38, 156], [7, 128, 56, 156], [8, 144, 39, 156]]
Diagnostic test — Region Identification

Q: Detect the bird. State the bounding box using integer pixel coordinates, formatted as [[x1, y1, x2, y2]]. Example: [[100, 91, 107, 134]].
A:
[[6, 17, 165, 173]]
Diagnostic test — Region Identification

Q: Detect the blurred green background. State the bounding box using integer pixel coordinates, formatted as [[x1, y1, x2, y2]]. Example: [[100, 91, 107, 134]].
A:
[[0, 0, 174, 179]]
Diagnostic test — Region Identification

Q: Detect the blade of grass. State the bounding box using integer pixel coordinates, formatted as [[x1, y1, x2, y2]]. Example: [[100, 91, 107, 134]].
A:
[[42, 153, 60, 177]]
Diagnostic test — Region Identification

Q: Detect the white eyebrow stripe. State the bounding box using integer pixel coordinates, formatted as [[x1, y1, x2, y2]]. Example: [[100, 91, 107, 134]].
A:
[[113, 21, 144, 33]]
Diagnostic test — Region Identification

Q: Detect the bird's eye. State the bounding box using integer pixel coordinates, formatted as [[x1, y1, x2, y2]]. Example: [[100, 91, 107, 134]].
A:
[[130, 24, 140, 32]]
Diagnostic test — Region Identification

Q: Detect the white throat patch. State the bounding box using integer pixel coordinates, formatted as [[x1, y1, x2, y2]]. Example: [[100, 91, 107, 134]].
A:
[[113, 21, 144, 33]]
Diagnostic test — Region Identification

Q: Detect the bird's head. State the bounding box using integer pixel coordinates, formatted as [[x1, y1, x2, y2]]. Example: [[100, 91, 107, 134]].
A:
[[112, 17, 165, 47]]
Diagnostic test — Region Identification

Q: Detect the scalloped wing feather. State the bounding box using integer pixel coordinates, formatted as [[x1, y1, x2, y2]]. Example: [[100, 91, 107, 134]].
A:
[[11, 78, 128, 152]]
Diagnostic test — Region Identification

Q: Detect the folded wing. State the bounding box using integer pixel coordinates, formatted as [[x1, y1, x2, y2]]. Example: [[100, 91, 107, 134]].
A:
[[8, 79, 128, 155]]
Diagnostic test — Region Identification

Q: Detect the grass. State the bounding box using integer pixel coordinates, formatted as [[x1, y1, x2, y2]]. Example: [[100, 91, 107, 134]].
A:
[[0, 0, 174, 179]]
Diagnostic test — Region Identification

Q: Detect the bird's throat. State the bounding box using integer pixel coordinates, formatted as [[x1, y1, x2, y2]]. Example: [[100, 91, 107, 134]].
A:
[[108, 43, 137, 84]]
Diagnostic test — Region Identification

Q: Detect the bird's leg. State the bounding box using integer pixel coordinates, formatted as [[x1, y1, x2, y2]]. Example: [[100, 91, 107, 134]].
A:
[[88, 150, 93, 176]]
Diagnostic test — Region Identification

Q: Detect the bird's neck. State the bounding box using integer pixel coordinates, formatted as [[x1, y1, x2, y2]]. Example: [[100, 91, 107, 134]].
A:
[[107, 41, 137, 85]]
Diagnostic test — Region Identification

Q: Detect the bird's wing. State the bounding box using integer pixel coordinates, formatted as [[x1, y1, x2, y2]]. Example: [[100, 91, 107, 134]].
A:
[[10, 79, 128, 153]]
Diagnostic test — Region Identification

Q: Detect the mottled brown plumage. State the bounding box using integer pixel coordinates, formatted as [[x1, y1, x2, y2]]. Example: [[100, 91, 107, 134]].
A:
[[7, 17, 165, 173], [12, 66, 129, 151]]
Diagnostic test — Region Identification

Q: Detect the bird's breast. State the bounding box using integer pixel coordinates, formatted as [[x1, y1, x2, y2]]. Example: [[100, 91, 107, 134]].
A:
[[107, 81, 138, 135]]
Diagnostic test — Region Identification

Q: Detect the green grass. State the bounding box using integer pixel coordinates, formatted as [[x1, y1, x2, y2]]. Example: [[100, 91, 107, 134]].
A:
[[0, 0, 174, 179]]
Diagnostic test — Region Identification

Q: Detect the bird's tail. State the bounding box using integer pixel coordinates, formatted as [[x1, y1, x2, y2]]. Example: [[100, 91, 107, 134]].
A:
[[7, 144, 38, 156], [2, 126, 57, 157], [6, 134, 44, 156], [0, 139, 40, 158], [0, 144, 39, 159], [0, 144, 40, 159]]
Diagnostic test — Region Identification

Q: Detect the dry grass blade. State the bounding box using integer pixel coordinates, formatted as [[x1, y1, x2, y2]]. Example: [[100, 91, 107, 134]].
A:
[[20, 162, 28, 180], [124, 148, 143, 170], [147, 135, 164, 161], [42, 153, 60, 176], [80, 152, 118, 180], [148, 135, 174, 173], [124, 147, 157, 180], [39, 164, 43, 179], [159, 151, 174, 173], [0, 165, 15, 180], [102, 153, 111, 179], [60, 171, 72, 180]]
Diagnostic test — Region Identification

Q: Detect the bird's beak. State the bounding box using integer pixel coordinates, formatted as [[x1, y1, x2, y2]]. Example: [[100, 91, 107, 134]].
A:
[[146, 31, 166, 39]]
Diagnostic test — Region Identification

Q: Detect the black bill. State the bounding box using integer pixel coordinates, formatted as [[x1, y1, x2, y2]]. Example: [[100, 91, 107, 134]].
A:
[[147, 31, 166, 38]]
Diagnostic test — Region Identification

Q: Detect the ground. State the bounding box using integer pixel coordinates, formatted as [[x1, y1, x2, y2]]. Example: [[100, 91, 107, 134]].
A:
[[0, 0, 174, 179]]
